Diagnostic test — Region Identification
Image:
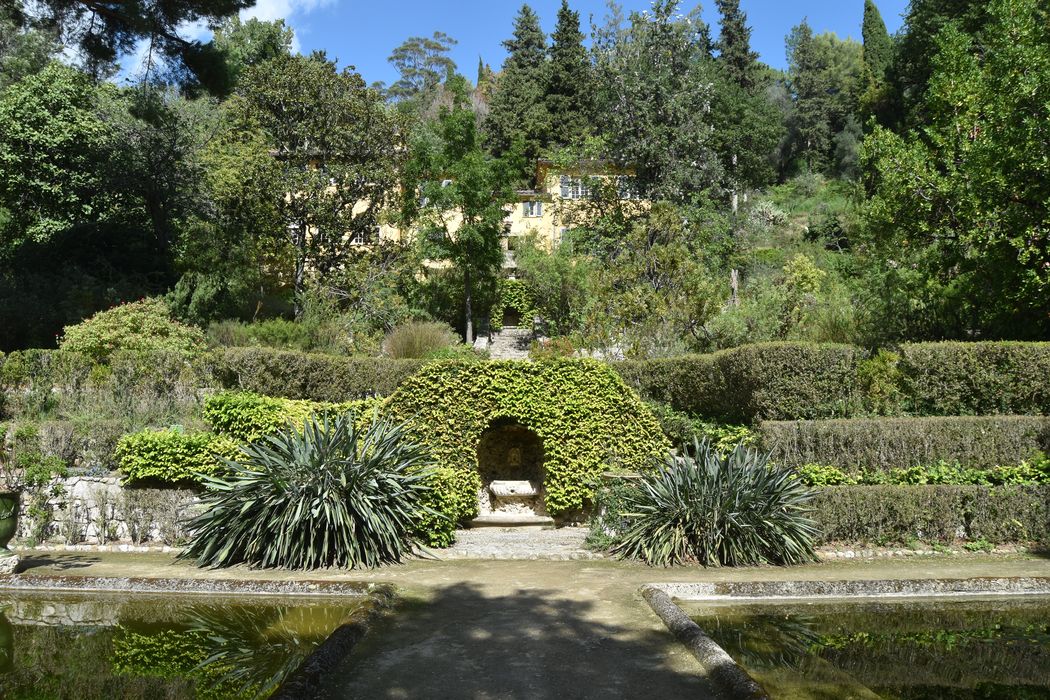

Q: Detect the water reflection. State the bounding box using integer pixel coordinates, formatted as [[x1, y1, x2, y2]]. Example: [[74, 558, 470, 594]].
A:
[[0, 593, 368, 700]]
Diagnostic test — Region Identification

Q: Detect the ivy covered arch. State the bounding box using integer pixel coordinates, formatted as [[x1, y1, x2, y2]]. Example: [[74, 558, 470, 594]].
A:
[[384, 359, 667, 537], [490, 278, 539, 331]]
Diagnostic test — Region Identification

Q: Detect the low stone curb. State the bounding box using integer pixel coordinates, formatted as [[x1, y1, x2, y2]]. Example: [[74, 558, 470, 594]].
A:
[[0, 574, 386, 597], [640, 585, 768, 700]]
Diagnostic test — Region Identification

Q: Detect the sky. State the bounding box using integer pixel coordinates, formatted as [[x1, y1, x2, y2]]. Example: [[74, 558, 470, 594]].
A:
[[244, 0, 909, 86]]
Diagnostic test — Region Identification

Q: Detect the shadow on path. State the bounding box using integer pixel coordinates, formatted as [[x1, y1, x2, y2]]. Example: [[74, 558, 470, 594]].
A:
[[16, 554, 101, 572], [320, 581, 719, 699]]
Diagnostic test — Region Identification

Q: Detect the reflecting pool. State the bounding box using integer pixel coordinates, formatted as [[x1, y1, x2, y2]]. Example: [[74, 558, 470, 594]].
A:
[[0, 590, 371, 700], [687, 596, 1050, 700]]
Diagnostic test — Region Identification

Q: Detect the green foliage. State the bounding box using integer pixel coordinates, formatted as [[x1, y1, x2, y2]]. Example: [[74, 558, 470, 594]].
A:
[[59, 298, 206, 363], [202, 391, 378, 442], [114, 429, 240, 485], [812, 485, 1050, 545], [490, 278, 538, 331], [610, 441, 818, 566], [206, 317, 353, 356], [898, 342, 1050, 416], [484, 5, 550, 165], [761, 415, 1050, 473], [615, 342, 863, 423], [861, 0, 893, 82], [856, 349, 903, 414], [545, 0, 594, 148], [384, 359, 667, 525], [795, 463, 856, 486], [385, 31, 458, 102], [183, 414, 437, 569], [862, 0, 1050, 338], [512, 234, 592, 336], [214, 347, 424, 401], [529, 336, 576, 361], [383, 321, 458, 359]]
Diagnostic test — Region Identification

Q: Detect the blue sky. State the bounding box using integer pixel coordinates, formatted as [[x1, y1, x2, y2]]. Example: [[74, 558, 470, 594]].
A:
[[262, 0, 908, 86]]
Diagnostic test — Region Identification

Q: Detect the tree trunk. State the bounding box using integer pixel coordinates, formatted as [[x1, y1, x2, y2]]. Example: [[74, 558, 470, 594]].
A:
[[464, 267, 474, 344], [730, 153, 739, 214], [293, 223, 306, 318]]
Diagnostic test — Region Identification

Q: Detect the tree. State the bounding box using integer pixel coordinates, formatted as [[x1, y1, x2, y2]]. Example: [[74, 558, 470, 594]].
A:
[[715, 0, 758, 90], [593, 0, 722, 201], [15, 0, 251, 91], [406, 77, 517, 343], [235, 53, 403, 315], [0, 16, 61, 90], [862, 0, 1050, 337], [546, 0, 593, 148], [861, 0, 893, 81], [484, 4, 549, 167], [386, 32, 458, 102], [211, 16, 293, 90]]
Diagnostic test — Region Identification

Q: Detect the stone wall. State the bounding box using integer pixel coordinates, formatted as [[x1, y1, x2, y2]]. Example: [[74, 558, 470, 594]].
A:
[[16, 475, 199, 547]]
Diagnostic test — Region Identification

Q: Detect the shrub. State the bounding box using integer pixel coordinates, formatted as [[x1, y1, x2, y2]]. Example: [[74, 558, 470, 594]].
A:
[[114, 429, 240, 485], [214, 347, 424, 401], [812, 485, 1050, 545], [384, 360, 667, 527], [490, 278, 539, 332], [182, 414, 437, 569], [856, 349, 904, 415], [202, 391, 379, 443], [614, 342, 863, 422], [760, 415, 1050, 472], [529, 337, 576, 360], [383, 321, 458, 359], [59, 298, 206, 363], [898, 342, 1050, 416], [794, 459, 1050, 487], [611, 441, 818, 566]]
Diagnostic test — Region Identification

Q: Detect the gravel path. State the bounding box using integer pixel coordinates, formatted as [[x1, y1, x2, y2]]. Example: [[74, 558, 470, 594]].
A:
[[432, 526, 605, 560]]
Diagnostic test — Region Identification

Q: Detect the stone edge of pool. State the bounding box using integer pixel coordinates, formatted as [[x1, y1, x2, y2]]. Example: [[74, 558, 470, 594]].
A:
[[643, 576, 1050, 700], [0, 573, 392, 597]]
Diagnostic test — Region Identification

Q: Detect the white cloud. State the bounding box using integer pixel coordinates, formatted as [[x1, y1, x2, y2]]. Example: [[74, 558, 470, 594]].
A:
[[241, 0, 335, 52]]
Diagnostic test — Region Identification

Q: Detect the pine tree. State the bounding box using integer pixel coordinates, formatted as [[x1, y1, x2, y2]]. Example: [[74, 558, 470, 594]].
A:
[[715, 0, 758, 89], [788, 20, 832, 171], [546, 0, 594, 147], [861, 0, 893, 81], [484, 4, 550, 166]]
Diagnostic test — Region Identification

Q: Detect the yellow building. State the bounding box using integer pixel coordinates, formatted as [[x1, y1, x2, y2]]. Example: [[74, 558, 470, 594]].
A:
[[371, 160, 645, 267]]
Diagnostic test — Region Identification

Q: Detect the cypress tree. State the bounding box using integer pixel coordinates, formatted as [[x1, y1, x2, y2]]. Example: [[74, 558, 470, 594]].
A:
[[788, 20, 832, 171], [715, 0, 758, 89], [546, 0, 594, 147], [861, 0, 893, 81], [484, 4, 549, 165]]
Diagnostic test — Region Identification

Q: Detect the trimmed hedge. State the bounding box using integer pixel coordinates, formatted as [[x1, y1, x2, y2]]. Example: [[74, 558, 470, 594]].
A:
[[761, 416, 1050, 471], [202, 391, 379, 442], [385, 359, 668, 543], [614, 342, 863, 422], [214, 347, 424, 401], [813, 485, 1050, 545], [898, 342, 1050, 416], [114, 429, 240, 484]]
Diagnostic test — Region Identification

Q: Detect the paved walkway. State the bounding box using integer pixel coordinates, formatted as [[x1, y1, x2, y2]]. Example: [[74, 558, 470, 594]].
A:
[[436, 526, 601, 560], [7, 549, 1050, 699]]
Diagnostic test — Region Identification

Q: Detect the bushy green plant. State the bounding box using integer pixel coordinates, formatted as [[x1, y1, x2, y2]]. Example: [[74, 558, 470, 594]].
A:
[[611, 441, 818, 566], [856, 349, 903, 415], [59, 298, 206, 363], [490, 278, 539, 331], [182, 414, 437, 569], [382, 321, 458, 359], [529, 337, 576, 360], [202, 391, 378, 443], [114, 429, 240, 484], [795, 463, 856, 486]]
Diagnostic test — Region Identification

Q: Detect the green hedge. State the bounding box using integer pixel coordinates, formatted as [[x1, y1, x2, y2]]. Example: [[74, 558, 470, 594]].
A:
[[615, 342, 862, 422], [114, 429, 240, 484], [213, 347, 424, 401], [385, 359, 668, 543], [761, 416, 1050, 471], [812, 485, 1050, 545], [202, 391, 379, 442], [898, 342, 1050, 416]]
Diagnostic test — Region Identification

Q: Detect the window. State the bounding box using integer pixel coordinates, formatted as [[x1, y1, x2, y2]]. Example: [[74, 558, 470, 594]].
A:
[[349, 226, 380, 246], [559, 175, 591, 200], [523, 201, 543, 217]]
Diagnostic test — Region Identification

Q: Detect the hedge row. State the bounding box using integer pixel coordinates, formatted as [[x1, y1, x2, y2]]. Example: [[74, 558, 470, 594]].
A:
[[761, 416, 1050, 471], [615, 341, 1050, 423], [114, 430, 240, 484], [812, 485, 1050, 545], [202, 391, 379, 442], [212, 347, 424, 401]]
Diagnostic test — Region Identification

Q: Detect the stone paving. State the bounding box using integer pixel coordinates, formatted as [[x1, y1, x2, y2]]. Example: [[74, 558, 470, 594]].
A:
[[434, 526, 603, 560]]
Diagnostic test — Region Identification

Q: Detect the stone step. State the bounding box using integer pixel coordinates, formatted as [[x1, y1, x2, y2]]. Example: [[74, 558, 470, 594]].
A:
[[468, 514, 555, 530]]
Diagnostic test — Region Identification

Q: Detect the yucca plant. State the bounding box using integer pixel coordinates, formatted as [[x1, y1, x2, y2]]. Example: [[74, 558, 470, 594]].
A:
[[182, 413, 436, 569], [613, 440, 818, 567]]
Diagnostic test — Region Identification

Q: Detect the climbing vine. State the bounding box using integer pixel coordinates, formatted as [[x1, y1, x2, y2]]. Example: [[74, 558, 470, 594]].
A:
[[384, 359, 668, 544], [490, 278, 539, 332]]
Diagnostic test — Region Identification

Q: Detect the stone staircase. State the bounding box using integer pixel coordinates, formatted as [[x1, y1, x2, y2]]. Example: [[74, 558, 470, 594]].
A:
[[486, 326, 533, 360]]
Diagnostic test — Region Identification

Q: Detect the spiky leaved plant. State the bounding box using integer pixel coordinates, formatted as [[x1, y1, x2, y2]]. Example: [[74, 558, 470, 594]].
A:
[[613, 440, 818, 567], [182, 413, 436, 569]]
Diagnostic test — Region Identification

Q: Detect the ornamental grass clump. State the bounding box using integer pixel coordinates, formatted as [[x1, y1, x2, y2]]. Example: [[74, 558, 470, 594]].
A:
[[183, 413, 436, 570], [613, 440, 818, 567]]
